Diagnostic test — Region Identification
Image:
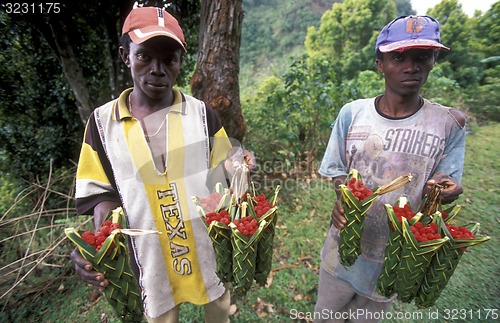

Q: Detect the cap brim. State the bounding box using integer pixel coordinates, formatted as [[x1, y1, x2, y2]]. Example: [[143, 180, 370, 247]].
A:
[[379, 39, 449, 52], [129, 26, 186, 51]]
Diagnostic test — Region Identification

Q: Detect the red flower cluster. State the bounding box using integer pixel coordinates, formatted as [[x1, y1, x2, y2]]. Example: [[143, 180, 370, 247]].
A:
[[393, 204, 416, 222], [205, 209, 231, 225], [347, 177, 374, 201], [199, 192, 223, 212], [253, 193, 272, 217], [445, 223, 476, 239], [81, 220, 121, 251], [410, 222, 441, 242], [233, 216, 258, 237]]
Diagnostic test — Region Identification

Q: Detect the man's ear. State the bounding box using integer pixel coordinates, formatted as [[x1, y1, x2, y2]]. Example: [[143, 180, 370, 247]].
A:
[[376, 59, 383, 73], [119, 47, 130, 67]]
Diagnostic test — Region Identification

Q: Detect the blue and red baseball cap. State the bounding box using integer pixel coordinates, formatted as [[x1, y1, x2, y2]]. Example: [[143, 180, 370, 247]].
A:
[[375, 15, 450, 53], [122, 6, 187, 51]]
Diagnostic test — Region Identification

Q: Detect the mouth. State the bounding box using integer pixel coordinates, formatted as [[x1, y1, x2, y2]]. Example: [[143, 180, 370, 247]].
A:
[[146, 81, 168, 88], [401, 78, 421, 86]]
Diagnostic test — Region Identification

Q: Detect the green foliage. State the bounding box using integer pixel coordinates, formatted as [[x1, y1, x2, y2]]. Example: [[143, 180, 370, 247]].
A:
[[0, 13, 81, 182], [0, 166, 82, 320], [428, 0, 485, 88], [243, 55, 339, 169], [343, 70, 385, 99], [421, 66, 464, 107], [241, 0, 338, 68], [304, 0, 396, 82], [240, 0, 339, 94], [465, 63, 500, 123]]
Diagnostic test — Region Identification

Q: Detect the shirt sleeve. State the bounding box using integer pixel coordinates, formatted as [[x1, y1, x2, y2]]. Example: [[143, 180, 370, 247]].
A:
[[318, 104, 352, 178], [75, 112, 120, 215], [205, 105, 233, 189], [432, 111, 466, 182]]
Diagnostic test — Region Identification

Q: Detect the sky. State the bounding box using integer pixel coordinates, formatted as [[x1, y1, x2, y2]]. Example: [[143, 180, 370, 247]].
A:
[[410, 0, 497, 16]]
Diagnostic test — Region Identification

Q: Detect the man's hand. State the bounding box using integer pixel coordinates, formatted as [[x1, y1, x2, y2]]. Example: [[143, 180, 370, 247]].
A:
[[425, 172, 463, 204], [330, 198, 347, 229], [70, 248, 108, 292], [330, 175, 347, 229], [70, 201, 120, 292]]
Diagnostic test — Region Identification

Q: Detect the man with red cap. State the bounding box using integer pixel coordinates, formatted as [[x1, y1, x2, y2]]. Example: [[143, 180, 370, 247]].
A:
[[70, 5, 253, 322], [313, 15, 465, 322]]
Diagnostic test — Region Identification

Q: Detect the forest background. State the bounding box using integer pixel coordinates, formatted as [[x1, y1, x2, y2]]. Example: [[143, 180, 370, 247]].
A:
[[0, 0, 498, 321]]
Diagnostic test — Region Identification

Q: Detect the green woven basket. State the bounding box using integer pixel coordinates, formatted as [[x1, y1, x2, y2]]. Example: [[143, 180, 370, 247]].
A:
[[65, 208, 144, 322]]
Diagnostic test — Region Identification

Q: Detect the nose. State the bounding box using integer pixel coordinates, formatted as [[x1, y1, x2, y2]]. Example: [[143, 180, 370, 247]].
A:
[[405, 58, 420, 73], [150, 58, 166, 76]]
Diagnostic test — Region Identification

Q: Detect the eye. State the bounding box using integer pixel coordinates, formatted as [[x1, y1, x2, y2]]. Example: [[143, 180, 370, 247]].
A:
[[417, 52, 434, 62], [136, 52, 150, 61], [392, 53, 404, 61], [164, 55, 180, 65]]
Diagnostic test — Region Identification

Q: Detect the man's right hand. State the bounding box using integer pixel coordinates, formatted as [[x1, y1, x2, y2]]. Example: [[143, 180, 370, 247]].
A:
[[70, 248, 108, 292], [329, 175, 347, 229], [330, 198, 347, 229]]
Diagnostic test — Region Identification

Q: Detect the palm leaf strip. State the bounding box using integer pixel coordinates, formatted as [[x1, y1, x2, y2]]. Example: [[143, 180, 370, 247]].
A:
[[65, 207, 145, 322], [230, 220, 266, 296], [416, 208, 490, 308], [393, 215, 449, 303], [338, 170, 413, 267], [377, 199, 422, 298]]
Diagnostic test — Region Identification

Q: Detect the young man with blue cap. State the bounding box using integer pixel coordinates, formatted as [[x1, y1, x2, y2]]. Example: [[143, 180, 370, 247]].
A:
[[313, 15, 466, 322]]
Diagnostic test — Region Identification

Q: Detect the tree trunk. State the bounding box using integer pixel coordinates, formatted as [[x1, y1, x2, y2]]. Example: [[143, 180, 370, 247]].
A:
[[190, 0, 246, 143], [48, 18, 94, 125]]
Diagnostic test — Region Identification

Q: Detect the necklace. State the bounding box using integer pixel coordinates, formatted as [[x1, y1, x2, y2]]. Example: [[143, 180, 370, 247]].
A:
[[128, 93, 167, 138]]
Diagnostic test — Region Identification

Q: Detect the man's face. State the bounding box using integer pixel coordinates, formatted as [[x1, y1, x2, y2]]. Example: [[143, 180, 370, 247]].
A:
[[125, 37, 183, 101], [376, 48, 436, 97]]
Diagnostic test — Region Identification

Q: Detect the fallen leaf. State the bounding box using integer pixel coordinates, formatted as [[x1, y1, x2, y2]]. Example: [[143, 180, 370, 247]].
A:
[[253, 297, 274, 317], [293, 293, 303, 301], [265, 271, 274, 288], [87, 290, 101, 302]]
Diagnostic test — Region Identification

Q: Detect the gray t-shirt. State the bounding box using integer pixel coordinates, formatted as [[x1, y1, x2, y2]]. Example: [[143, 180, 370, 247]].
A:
[[318, 97, 465, 300]]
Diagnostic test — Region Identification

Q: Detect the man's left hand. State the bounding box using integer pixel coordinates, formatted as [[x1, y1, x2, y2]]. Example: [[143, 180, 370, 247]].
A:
[[224, 147, 256, 175], [425, 172, 463, 204]]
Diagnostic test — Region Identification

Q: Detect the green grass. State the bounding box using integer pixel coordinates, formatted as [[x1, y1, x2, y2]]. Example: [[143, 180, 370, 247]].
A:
[[11, 124, 498, 322]]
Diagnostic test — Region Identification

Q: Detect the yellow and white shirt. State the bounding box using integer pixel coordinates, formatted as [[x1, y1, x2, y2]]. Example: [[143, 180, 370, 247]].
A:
[[75, 88, 232, 318]]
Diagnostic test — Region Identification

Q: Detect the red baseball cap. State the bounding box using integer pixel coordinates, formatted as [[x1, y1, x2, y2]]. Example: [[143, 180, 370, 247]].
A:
[[122, 7, 187, 51]]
